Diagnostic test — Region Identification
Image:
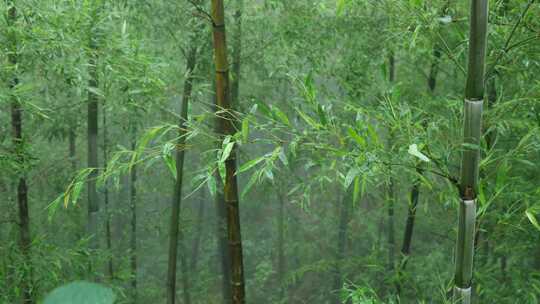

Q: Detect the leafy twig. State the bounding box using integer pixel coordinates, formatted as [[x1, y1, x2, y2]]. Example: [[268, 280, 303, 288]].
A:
[[187, 0, 213, 24], [487, 0, 536, 77]]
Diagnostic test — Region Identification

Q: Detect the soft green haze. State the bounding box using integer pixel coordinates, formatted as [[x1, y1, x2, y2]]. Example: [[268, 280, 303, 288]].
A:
[[0, 1, 539, 304]]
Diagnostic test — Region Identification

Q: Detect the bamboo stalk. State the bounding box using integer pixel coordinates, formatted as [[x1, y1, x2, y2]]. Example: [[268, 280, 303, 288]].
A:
[[454, 0, 488, 302], [333, 188, 352, 304], [8, 3, 33, 302], [87, 9, 100, 255], [130, 124, 138, 302], [212, 84, 232, 304], [166, 42, 197, 304], [277, 191, 285, 300], [211, 1, 246, 303], [102, 104, 114, 280], [190, 190, 207, 273]]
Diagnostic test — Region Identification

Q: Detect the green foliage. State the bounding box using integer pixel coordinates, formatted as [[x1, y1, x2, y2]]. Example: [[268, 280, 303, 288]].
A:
[[1, 0, 539, 303], [342, 283, 382, 304]]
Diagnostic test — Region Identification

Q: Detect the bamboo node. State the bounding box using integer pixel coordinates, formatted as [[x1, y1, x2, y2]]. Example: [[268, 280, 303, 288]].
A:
[[463, 186, 475, 200], [453, 286, 472, 304], [464, 98, 483, 104]]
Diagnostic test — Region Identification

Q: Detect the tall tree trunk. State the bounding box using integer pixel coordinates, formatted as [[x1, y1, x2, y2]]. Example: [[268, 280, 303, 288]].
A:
[[287, 207, 302, 299], [69, 128, 77, 172], [396, 45, 441, 296], [166, 41, 197, 304], [102, 105, 114, 280], [8, 3, 33, 303], [500, 255, 507, 282], [385, 51, 397, 300], [190, 190, 207, 273], [211, 77, 232, 304], [215, 172, 232, 304], [179, 235, 191, 304], [211, 1, 246, 303], [387, 52, 396, 275], [387, 181, 395, 272], [87, 17, 100, 256], [454, 1, 488, 303], [427, 47, 441, 93], [534, 245, 540, 271], [333, 189, 352, 304], [130, 125, 138, 303], [277, 190, 286, 301], [388, 52, 395, 83]]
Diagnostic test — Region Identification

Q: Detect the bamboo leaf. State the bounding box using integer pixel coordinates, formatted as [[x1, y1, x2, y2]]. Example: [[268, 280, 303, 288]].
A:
[[161, 142, 177, 179], [409, 0, 421, 7], [208, 173, 217, 197], [256, 100, 272, 118], [264, 168, 274, 181], [133, 126, 164, 166], [164, 155, 177, 180], [417, 173, 433, 190], [337, 0, 347, 15], [478, 182, 486, 206], [361, 175, 367, 197], [303, 72, 316, 103], [316, 104, 327, 126], [218, 161, 226, 185], [239, 157, 265, 173], [242, 118, 249, 142], [278, 147, 288, 166], [345, 167, 359, 189], [241, 171, 259, 199], [347, 127, 366, 148], [273, 107, 290, 126], [47, 195, 62, 222], [70, 182, 85, 207], [496, 162, 509, 191], [352, 175, 361, 207], [220, 142, 235, 163], [367, 124, 380, 146], [408, 144, 430, 162], [526, 210, 540, 231], [296, 108, 319, 129]]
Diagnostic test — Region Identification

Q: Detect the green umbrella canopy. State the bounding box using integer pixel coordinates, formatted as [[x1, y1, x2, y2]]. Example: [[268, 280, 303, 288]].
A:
[[43, 281, 115, 304]]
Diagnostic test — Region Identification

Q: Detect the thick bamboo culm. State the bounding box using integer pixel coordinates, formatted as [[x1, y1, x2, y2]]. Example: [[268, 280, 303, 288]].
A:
[[211, 1, 246, 303], [454, 0, 488, 303]]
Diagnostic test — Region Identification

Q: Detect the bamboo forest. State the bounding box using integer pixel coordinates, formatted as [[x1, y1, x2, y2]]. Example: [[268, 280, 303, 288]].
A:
[[1, 0, 539, 303]]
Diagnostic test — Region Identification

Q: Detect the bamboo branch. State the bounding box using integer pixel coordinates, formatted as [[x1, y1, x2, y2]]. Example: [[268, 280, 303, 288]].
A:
[[487, 0, 535, 77], [187, 0, 213, 23]]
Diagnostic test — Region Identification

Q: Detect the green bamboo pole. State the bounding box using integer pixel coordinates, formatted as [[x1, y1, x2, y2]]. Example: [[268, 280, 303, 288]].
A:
[[166, 41, 197, 304], [211, 1, 246, 303], [7, 2, 33, 303], [130, 123, 138, 303], [86, 5, 100, 255], [454, 0, 488, 302], [102, 103, 114, 280]]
